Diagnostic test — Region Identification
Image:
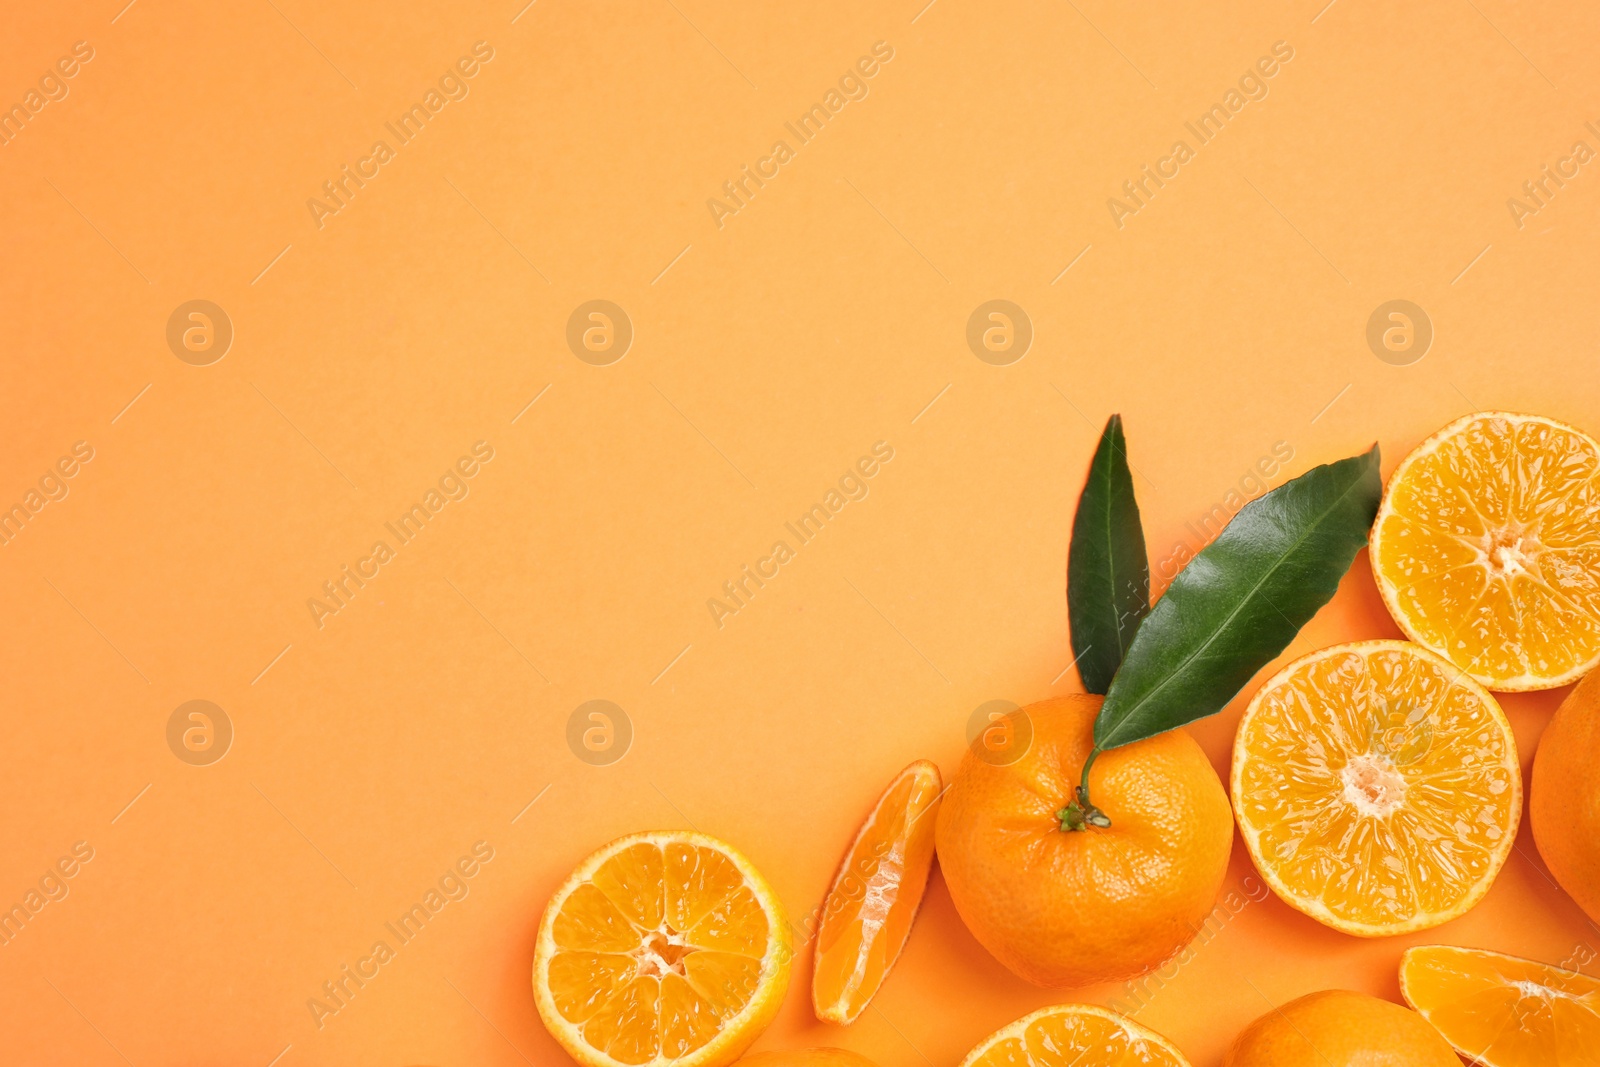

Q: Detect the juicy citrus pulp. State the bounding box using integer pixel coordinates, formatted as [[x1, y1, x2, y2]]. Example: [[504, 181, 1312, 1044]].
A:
[[1400, 945, 1600, 1066], [534, 831, 791, 1067], [812, 759, 942, 1025], [1231, 640, 1520, 935], [958, 1004, 1190, 1067], [1371, 411, 1600, 691]]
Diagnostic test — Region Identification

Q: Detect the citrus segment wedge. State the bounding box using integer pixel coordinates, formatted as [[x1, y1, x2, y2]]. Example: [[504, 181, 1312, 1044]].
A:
[[958, 1004, 1190, 1067], [812, 759, 942, 1024], [1400, 945, 1600, 1066], [1371, 411, 1600, 691], [1231, 640, 1520, 936], [534, 831, 792, 1067]]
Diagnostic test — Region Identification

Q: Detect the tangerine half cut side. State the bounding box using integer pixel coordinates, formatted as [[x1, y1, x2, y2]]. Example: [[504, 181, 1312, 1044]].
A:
[[958, 1004, 1191, 1067], [1232, 640, 1520, 936], [1371, 411, 1600, 691], [534, 831, 792, 1067], [1400, 944, 1600, 1066]]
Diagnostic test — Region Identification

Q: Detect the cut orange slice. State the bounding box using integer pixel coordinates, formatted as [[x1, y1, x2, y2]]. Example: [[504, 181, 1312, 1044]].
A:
[[1371, 411, 1600, 691], [1400, 945, 1600, 1066], [533, 831, 792, 1067], [958, 1004, 1190, 1067], [812, 759, 942, 1024], [1232, 640, 1521, 936]]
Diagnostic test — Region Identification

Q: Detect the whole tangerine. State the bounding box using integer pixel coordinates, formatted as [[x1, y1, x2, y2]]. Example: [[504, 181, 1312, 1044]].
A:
[[1532, 667, 1600, 926], [935, 694, 1232, 987], [1224, 989, 1458, 1066]]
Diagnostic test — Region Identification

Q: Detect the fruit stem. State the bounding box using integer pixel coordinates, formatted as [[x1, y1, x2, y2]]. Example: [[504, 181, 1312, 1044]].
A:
[[1056, 749, 1111, 832]]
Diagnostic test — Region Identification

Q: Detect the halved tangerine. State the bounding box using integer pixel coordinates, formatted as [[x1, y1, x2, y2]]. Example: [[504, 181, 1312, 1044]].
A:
[[958, 1004, 1191, 1067], [1231, 640, 1521, 936], [812, 759, 942, 1024], [1371, 411, 1600, 691], [1400, 944, 1600, 1066], [533, 831, 791, 1067]]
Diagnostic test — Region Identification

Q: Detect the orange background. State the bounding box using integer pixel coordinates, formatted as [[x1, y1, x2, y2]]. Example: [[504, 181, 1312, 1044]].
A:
[[2, 1, 1598, 1064]]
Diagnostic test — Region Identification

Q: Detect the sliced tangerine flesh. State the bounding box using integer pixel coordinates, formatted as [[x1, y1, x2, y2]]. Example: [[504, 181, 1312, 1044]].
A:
[[812, 759, 942, 1024], [1400, 945, 1600, 1067], [1371, 412, 1600, 691], [536, 832, 789, 1067], [958, 1004, 1191, 1067], [1231, 641, 1520, 936]]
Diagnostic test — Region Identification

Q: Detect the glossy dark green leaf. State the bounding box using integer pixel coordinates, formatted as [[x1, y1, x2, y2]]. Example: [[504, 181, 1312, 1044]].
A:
[[1093, 444, 1382, 750], [1068, 414, 1150, 694]]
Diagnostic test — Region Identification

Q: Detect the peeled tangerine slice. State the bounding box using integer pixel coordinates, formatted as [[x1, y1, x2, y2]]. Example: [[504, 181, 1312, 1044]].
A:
[[1231, 640, 1521, 936], [533, 831, 792, 1067], [958, 1004, 1191, 1067], [812, 759, 942, 1024], [1371, 411, 1600, 691], [1401, 945, 1600, 1067]]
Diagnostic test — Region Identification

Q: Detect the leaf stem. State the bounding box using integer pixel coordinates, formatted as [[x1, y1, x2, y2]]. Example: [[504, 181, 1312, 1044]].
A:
[[1056, 747, 1111, 832]]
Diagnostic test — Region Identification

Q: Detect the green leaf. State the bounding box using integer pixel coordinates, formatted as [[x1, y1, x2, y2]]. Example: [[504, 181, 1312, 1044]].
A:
[[1068, 414, 1150, 694], [1093, 444, 1382, 751]]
